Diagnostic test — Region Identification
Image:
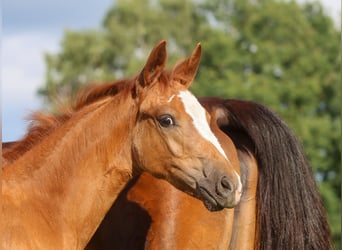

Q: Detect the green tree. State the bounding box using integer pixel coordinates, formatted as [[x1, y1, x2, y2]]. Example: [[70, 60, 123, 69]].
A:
[[39, 0, 340, 247], [195, 1, 340, 246], [40, 0, 201, 105]]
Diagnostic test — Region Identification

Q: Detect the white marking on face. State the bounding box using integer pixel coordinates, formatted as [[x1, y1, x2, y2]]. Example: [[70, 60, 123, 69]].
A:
[[235, 172, 242, 202], [177, 90, 228, 160], [167, 95, 175, 103]]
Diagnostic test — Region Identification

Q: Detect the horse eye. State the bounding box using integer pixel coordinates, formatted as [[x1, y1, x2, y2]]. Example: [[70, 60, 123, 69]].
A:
[[157, 115, 175, 128]]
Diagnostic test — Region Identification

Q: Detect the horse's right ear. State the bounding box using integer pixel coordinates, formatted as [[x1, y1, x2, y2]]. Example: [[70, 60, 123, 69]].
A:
[[137, 40, 167, 89]]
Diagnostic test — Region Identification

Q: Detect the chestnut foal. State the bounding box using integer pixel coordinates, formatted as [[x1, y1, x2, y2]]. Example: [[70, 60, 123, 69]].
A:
[[1, 41, 241, 249]]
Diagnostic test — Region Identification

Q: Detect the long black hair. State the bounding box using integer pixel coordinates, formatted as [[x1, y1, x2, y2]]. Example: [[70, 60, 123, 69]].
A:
[[216, 98, 331, 249]]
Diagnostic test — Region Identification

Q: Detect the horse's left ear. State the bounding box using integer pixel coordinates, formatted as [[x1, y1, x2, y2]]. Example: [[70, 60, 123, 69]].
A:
[[172, 43, 201, 87], [138, 40, 167, 88]]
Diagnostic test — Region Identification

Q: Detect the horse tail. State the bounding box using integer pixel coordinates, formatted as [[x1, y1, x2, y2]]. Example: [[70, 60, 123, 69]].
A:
[[222, 99, 332, 250]]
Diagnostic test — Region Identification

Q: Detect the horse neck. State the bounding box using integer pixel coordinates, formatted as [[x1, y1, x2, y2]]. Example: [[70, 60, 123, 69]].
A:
[[2, 95, 136, 247], [229, 150, 258, 249]]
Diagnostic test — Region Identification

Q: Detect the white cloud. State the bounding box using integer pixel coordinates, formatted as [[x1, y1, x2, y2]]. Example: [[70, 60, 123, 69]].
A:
[[320, 0, 340, 22], [2, 32, 60, 141], [2, 0, 113, 141], [2, 32, 59, 97]]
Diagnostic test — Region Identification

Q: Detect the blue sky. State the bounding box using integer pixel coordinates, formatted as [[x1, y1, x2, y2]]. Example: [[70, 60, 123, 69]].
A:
[[2, 0, 113, 141], [1, 0, 340, 142]]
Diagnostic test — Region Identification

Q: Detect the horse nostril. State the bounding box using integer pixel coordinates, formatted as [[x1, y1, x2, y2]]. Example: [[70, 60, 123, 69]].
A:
[[220, 176, 233, 192]]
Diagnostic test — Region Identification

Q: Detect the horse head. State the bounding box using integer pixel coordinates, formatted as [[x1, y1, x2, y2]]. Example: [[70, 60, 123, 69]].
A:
[[131, 40, 242, 210]]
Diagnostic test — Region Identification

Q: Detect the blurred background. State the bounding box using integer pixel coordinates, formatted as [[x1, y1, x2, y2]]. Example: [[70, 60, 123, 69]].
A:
[[2, 0, 340, 247]]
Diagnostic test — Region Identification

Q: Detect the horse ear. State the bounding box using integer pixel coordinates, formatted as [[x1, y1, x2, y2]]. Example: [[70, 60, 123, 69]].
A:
[[172, 43, 201, 87], [138, 40, 167, 88]]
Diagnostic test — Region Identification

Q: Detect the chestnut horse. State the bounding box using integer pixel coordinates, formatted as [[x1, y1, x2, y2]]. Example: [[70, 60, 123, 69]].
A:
[[1, 41, 242, 249], [3, 98, 332, 249], [84, 98, 331, 250], [87, 97, 255, 249], [2, 96, 242, 249]]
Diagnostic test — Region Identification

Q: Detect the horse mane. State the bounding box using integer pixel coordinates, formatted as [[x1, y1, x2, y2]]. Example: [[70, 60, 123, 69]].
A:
[[3, 71, 173, 163], [221, 99, 332, 250], [2, 79, 133, 162]]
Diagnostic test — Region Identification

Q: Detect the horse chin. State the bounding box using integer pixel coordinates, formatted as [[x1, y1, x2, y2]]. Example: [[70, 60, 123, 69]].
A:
[[196, 186, 225, 212], [203, 198, 224, 212]]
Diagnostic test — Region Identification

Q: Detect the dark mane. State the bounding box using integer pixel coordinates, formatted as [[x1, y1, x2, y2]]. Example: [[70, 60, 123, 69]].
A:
[[221, 99, 332, 250]]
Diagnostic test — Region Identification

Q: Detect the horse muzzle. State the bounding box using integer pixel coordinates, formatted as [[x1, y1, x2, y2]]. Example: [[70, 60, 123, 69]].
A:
[[196, 168, 242, 211]]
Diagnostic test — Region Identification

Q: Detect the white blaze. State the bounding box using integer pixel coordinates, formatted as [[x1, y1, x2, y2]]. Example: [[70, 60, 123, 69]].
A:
[[167, 95, 175, 103], [177, 90, 228, 160], [235, 172, 242, 201]]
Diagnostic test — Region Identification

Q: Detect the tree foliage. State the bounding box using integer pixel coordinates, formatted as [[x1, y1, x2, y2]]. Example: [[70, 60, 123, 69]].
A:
[[39, 0, 340, 247]]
